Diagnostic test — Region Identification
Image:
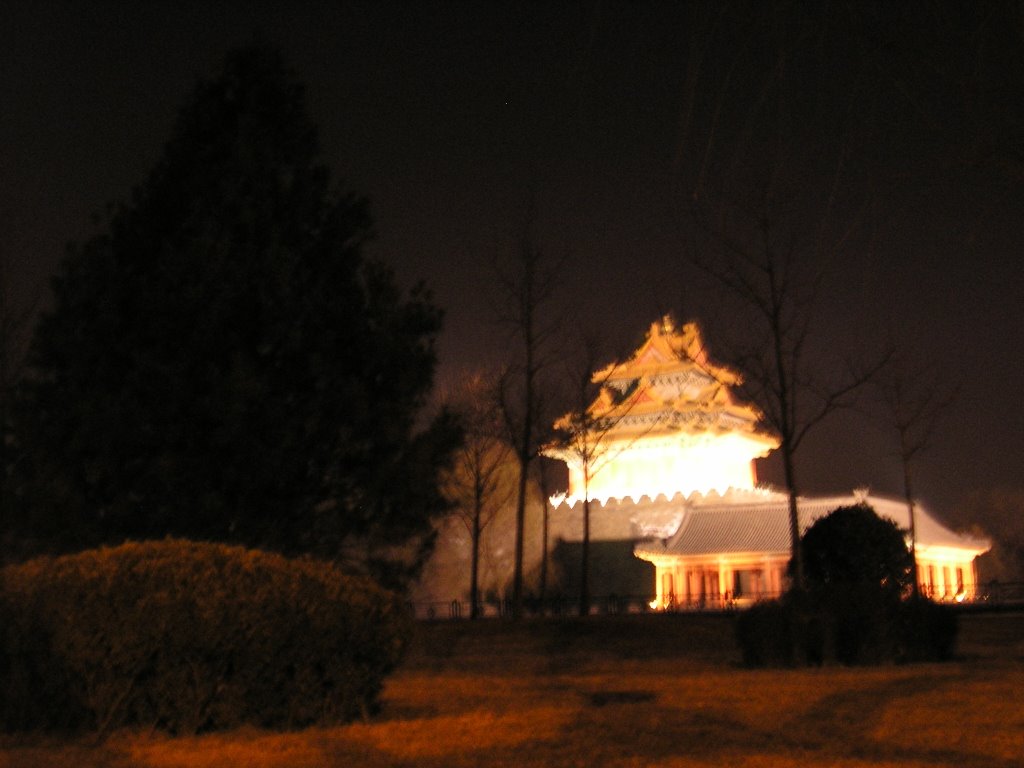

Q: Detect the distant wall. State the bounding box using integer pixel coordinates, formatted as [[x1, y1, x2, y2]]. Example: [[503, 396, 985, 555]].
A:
[[551, 538, 655, 600]]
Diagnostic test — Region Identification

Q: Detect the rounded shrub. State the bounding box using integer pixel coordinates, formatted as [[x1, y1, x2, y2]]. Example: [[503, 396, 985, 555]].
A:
[[0, 539, 411, 734], [737, 505, 960, 667], [800, 504, 914, 599]]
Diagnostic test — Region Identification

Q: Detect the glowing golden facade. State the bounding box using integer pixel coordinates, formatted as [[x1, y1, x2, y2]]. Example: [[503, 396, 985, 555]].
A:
[[548, 317, 779, 506]]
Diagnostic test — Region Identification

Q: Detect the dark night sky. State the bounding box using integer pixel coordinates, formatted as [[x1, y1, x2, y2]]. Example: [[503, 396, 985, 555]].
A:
[[2, 2, 1022, 526]]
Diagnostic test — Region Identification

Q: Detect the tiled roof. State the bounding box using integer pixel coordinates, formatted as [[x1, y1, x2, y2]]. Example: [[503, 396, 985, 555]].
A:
[[655, 504, 792, 555], [633, 491, 990, 559]]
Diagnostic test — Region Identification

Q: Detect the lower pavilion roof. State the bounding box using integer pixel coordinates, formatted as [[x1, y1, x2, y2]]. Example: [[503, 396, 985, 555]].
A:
[[631, 488, 990, 560]]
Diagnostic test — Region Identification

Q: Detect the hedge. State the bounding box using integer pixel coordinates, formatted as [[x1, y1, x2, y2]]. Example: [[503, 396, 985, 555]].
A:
[[0, 539, 411, 734], [735, 589, 958, 667]]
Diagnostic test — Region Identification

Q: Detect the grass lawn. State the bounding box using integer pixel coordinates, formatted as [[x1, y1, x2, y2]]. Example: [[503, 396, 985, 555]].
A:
[[2, 610, 1022, 767]]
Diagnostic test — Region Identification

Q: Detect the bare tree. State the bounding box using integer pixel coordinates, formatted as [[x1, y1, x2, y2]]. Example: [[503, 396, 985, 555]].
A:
[[534, 455, 555, 603], [872, 351, 958, 598], [441, 372, 514, 618], [687, 198, 891, 588], [675, 7, 892, 588], [494, 229, 562, 618], [547, 334, 648, 616]]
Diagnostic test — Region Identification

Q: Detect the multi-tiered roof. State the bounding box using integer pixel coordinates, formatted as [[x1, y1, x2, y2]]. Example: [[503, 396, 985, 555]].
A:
[[548, 316, 779, 505]]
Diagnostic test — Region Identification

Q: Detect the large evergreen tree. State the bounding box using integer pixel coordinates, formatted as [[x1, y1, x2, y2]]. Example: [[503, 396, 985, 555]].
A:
[[13, 46, 457, 582]]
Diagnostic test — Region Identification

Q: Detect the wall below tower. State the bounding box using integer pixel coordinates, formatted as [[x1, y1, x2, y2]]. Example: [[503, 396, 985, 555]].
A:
[[551, 539, 655, 603]]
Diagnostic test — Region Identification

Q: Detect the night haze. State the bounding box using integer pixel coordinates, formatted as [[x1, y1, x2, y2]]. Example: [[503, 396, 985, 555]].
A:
[[3, 2, 1022, 540]]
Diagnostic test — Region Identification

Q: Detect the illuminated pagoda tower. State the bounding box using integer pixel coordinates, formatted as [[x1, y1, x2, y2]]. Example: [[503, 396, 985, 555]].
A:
[[548, 316, 778, 508], [547, 316, 989, 607]]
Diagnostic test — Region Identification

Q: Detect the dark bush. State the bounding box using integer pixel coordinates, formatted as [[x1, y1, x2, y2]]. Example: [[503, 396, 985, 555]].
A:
[[736, 600, 796, 667], [0, 540, 411, 734], [736, 590, 959, 667], [800, 504, 914, 599], [813, 584, 895, 665], [894, 597, 958, 662], [736, 503, 958, 667]]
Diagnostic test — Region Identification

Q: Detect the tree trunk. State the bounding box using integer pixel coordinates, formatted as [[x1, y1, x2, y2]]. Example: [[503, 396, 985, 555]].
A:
[[511, 334, 534, 619], [512, 459, 529, 618], [580, 496, 591, 616], [783, 447, 803, 590], [470, 491, 482, 619], [902, 448, 920, 599], [537, 462, 550, 606], [579, 465, 592, 617]]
